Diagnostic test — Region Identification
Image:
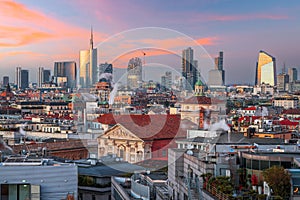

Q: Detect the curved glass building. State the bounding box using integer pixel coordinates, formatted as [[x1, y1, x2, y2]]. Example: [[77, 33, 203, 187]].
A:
[[255, 50, 276, 86]]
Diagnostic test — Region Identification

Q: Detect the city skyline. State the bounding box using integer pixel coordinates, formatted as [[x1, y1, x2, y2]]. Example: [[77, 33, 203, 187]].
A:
[[0, 0, 300, 84]]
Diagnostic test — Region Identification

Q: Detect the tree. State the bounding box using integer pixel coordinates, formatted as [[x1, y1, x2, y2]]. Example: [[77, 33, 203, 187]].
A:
[[263, 166, 291, 199]]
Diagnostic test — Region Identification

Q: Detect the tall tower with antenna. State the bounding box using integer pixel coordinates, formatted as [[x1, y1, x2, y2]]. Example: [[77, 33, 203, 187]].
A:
[[79, 26, 98, 88]]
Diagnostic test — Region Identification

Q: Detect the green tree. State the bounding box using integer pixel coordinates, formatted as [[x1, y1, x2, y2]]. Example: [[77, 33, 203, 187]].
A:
[[263, 166, 291, 199]]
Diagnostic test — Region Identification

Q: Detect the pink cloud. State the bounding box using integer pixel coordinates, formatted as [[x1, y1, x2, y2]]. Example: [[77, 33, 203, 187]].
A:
[[0, 0, 107, 48]]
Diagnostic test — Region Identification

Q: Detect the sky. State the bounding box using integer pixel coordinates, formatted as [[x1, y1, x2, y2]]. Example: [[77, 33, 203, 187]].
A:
[[0, 0, 300, 84]]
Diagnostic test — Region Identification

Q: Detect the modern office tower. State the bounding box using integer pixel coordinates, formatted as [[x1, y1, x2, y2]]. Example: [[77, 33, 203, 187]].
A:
[[16, 67, 21, 89], [217, 51, 223, 70], [165, 71, 172, 89], [38, 67, 44, 87], [288, 67, 298, 82], [21, 70, 29, 89], [127, 57, 142, 90], [54, 61, 77, 89], [43, 69, 51, 83], [99, 63, 113, 74], [182, 47, 198, 90], [161, 71, 172, 90], [3, 76, 9, 87], [16, 67, 29, 90], [255, 50, 276, 86], [161, 75, 166, 89], [277, 73, 289, 92], [208, 51, 225, 86], [79, 28, 97, 88]]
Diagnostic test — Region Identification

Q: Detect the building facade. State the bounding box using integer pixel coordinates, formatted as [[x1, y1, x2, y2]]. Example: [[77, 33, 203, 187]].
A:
[[80, 29, 97, 88], [3, 76, 9, 87], [182, 47, 198, 90], [208, 51, 225, 86], [127, 57, 142, 90], [54, 61, 77, 89], [16, 67, 29, 90], [288, 67, 298, 83], [255, 50, 277, 86], [277, 73, 289, 92]]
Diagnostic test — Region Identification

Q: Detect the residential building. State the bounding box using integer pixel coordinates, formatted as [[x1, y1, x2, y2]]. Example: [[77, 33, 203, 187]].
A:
[[273, 96, 299, 109]]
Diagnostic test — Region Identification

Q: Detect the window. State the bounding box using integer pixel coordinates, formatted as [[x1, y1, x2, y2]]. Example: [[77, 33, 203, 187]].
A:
[[1, 184, 40, 200], [162, 150, 167, 157]]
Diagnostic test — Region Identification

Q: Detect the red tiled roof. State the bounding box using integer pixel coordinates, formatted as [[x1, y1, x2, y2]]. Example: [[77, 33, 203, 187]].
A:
[[278, 119, 298, 126], [99, 114, 198, 140], [282, 109, 300, 115], [182, 96, 211, 104], [244, 106, 256, 111], [238, 116, 261, 122]]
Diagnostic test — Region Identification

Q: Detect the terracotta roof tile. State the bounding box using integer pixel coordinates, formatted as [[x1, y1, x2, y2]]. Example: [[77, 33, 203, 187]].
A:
[[98, 114, 198, 140]]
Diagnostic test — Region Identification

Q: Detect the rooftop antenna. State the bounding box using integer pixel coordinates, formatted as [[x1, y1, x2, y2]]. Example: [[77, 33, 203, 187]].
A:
[[90, 26, 94, 49]]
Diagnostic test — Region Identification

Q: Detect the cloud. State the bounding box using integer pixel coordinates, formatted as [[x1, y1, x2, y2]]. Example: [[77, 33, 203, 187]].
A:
[[0, 25, 54, 47], [0, 51, 46, 61], [0, 0, 107, 48], [209, 14, 289, 22], [196, 37, 218, 45]]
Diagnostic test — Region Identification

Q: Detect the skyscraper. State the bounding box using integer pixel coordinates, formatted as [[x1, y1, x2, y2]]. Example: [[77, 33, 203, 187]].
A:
[[3, 76, 9, 87], [208, 51, 225, 86], [255, 50, 276, 86], [182, 47, 198, 90], [182, 47, 198, 89], [16, 67, 21, 89], [127, 57, 142, 90], [288, 67, 298, 82], [79, 28, 97, 88], [277, 73, 289, 92], [54, 61, 77, 89], [99, 63, 113, 74], [43, 69, 51, 83], [165, 71, 172, 89], [38, 67, 44, 87], [16, 67, 29, 90]]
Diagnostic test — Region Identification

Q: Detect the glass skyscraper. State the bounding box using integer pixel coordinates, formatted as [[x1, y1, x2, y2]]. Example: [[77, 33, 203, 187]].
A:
[[255, 50, 276, 86], [79, 28, 97, 88], [127, 57, 142, 90], [54, 61, 77, 89], [182, 47, 198, 90]]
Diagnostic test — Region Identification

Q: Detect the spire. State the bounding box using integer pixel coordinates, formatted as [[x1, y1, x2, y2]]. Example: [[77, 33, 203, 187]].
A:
[[90, 26, 93, 49]]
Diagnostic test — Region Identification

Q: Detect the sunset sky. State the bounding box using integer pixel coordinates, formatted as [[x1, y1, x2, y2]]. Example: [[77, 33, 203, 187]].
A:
[[0, 0, 299, 84]]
